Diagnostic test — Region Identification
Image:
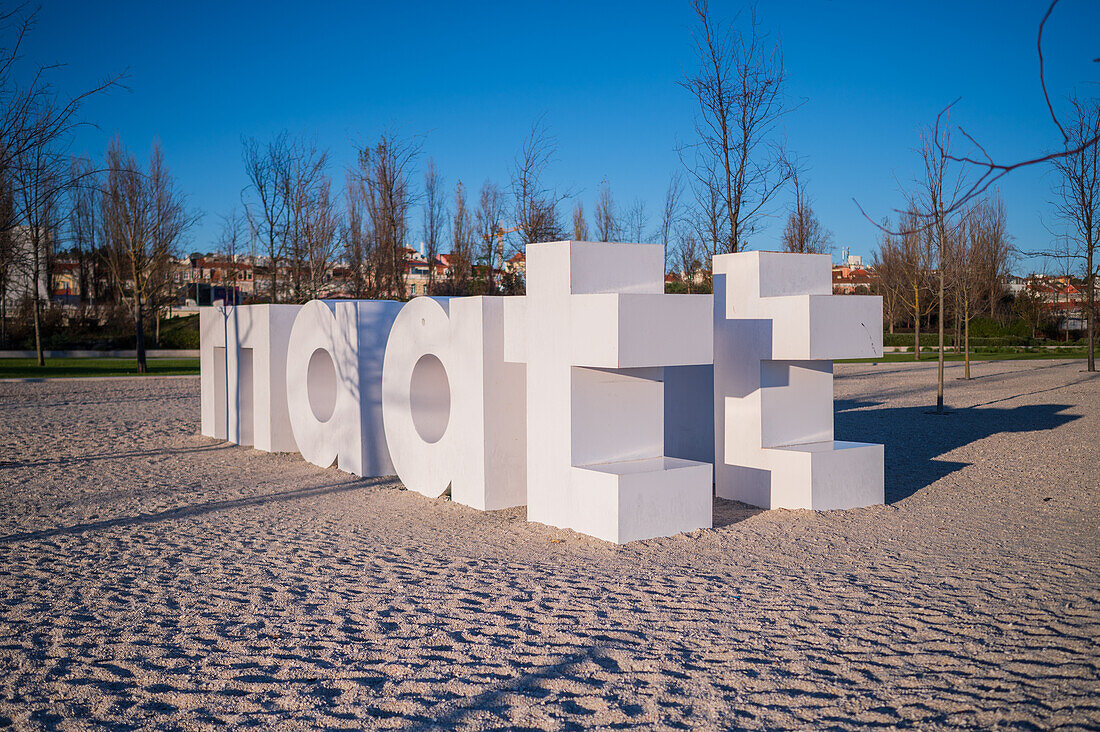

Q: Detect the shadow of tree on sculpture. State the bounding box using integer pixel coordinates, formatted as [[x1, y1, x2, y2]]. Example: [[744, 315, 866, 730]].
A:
[[834, 401, 1080, 503]]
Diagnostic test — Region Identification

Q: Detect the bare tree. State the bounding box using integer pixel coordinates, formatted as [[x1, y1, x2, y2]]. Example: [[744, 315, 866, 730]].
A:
[[781, 167, 832, 254], [302, 175, 338, 300], [341, 171, 373, 298], [0, 171, 13, 346], [677, 231, 703, 294], [857, 1, 1100, 412], [450, 180, 474, 294], [290, 144, 337, 301], [422, 158, 445, 294], [355, 132, 420, 299], [855, 2, 1100, 232], [594, 178, 617, 242], [9, 109, 64, 364], [101, 140, 195, 372], [1046, 97, 1099, 371], [680, 0, 791, 254], [689, 169, 728, 279], [281, 138, 330, 301], [909, 124, 965, 412], [217, 207, 246, 306], [0, 7, 118, 171], [68, 156, 99, 312], [623, 198, 648, 243], [475, 181, 505, 294], [572, 200, 588, 241], [511, 118, 562, 252], [0, 6, 119, 355], [876, 208, 937, 360], [951, 196, 1011, 378], [658, 173, 683, 272], [242, 133, 290, 303], [870, 229, 903, 334]]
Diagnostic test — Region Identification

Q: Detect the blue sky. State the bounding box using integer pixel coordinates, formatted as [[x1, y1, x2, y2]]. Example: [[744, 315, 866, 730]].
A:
[[17, 0, 1100, 270]]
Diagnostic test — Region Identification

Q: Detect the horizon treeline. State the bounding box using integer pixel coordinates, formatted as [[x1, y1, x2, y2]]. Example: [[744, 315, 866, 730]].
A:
[[0, 3, 1096, 375]]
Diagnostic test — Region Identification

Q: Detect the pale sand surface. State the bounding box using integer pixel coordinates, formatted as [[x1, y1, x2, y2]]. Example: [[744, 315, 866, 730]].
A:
[[0, 360, 1097, 730]]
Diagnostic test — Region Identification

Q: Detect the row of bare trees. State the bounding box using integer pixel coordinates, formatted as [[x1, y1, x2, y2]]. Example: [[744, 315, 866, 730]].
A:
[[223, 0, 827, 303], [98, 141, 197, 371], [0, 6, 198, 370], [238, 120, 573, 302], [667, 0, 833, 289], [875, 196, 1012, 376], [873, 92, 1098, 408], [863, 0, 1098, 414], [1044, 97, 1099, 372], [241, 133, 341, 302]]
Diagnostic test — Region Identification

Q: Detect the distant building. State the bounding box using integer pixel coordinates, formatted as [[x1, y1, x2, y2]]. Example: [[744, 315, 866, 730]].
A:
[[1, 226, 51, 310], [505, 251, 525, 277], [839, 247, 865, 270], [405, 249, 451, 296], [1022, 275, 1087, 332]]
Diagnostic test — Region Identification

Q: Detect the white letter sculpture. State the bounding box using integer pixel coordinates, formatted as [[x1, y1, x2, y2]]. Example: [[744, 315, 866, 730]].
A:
[[285, 299, 403, 477], [200, 304, 300, 452], [504, 241, 714, 543], [199, 244, 891, 543], [381, 296, 526, 510], [714, 251, 884, 510]]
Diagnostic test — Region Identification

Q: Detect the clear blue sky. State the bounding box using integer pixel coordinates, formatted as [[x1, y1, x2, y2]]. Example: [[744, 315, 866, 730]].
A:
[[18, 0, 1100, 271]]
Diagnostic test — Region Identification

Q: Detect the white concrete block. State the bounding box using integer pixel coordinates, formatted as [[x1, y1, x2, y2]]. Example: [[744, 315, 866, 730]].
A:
[[200, 304, 300, 453], [285, 299, 403, 476], [381, 296, 526, 511], [505, 240, 714, 544], [200, 307, 224, 441], [572, 457, 713, 543], [568, 294, 712, 368], [714, 251, 884, 510]]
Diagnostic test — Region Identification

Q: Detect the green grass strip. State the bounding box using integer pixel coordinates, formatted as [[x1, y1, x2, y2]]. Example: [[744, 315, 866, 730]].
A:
[[839, 351, 1087, 364], [0, 358, 200, 379]]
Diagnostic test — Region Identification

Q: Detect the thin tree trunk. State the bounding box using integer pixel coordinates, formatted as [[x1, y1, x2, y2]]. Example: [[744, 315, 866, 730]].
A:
[[271, 248, 279, 304], [954, 310, 961, 354], [135, 296, 147, 374], [936, 266, 945, 412], [1088, 246, 1095, 372], [913, 289, 921, 361], [32, 295, 44, 367], [964, 296, 971, 380]]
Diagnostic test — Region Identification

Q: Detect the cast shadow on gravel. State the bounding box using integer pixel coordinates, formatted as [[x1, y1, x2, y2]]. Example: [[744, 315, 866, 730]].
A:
[[0, 477, 392, 545], [712, 497, 765, 528], [413, 643, 623, 728], [835, 400, 1080, 503], [0, 443, 234, 470]]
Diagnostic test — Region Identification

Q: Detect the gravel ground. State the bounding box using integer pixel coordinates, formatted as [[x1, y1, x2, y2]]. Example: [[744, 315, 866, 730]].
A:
[[0, 359, 1097, 730]]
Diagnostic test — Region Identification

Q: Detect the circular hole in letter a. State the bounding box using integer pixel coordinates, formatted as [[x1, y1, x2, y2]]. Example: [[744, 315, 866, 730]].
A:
[[410, 353, 450, 444], [307, 348, 338, 422]]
